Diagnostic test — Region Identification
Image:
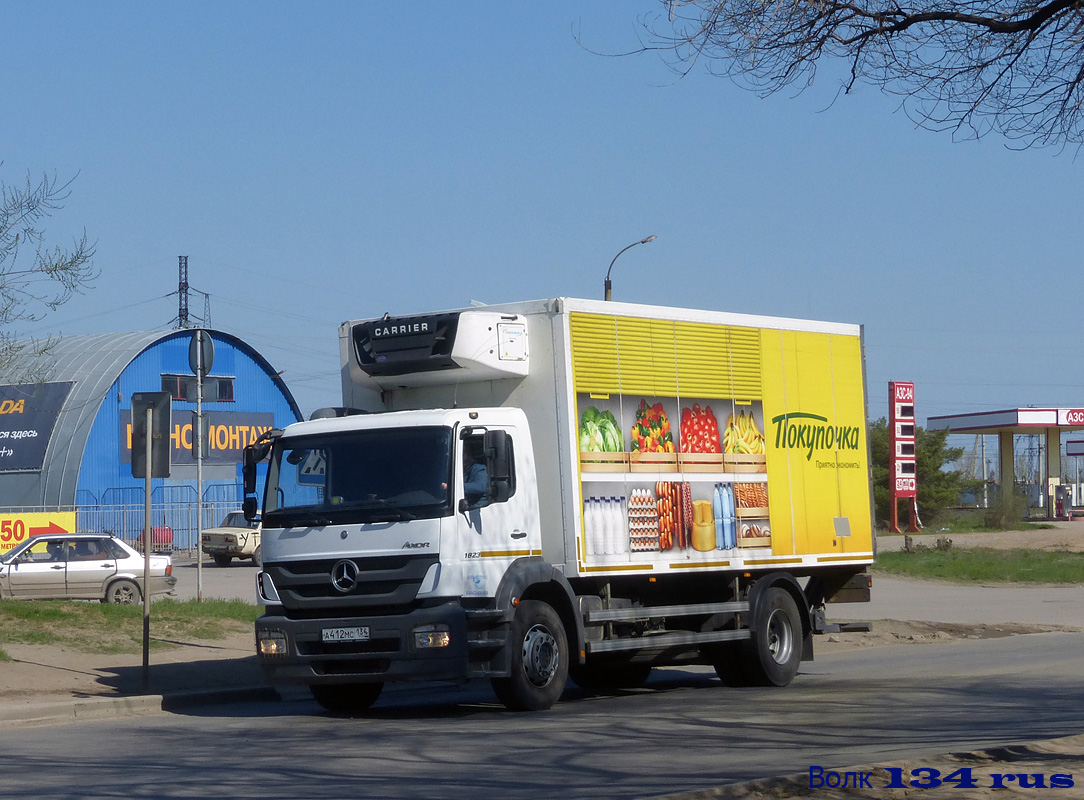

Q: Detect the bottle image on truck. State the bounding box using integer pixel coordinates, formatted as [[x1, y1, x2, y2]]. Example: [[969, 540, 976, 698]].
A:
[[244, 298, 874, 712]]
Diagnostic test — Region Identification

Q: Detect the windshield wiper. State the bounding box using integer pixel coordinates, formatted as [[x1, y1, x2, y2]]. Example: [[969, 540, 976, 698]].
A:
[[358, 498, 417, 521], [266, 511, 334, 527]]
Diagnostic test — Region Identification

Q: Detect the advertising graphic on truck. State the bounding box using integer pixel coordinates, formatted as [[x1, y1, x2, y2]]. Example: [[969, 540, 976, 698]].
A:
[[245, 298, 873, 712]]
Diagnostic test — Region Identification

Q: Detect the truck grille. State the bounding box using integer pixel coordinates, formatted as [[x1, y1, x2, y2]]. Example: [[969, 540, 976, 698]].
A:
[[266, 554, 438, 613]]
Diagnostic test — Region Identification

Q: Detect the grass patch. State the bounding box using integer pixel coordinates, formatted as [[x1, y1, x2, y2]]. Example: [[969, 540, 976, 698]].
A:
[[875, 547, 1084, 584], [931, 517, 1056, 534], [0, 599, 260, 655]]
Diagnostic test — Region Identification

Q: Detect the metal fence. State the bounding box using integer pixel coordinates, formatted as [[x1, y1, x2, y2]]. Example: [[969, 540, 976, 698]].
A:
[[4, 499, 246, 552]]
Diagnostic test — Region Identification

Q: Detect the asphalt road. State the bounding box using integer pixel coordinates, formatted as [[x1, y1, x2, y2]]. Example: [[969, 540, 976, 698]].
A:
[[167, 553, 259, 602], [3, 631, 1082, 800]]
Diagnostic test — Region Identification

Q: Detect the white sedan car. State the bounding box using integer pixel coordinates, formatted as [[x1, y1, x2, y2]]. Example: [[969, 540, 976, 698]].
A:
[[0, 533, 177, 603]]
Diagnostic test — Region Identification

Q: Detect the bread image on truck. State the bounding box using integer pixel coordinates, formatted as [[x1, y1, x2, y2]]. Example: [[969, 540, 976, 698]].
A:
[[244, 298, 873, 712]]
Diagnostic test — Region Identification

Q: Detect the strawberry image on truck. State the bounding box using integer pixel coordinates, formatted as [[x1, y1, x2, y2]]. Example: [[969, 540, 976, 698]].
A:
[[244, 298, 874, 712]]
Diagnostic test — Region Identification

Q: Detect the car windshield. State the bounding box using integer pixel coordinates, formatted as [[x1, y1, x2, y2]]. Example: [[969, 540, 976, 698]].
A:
[[263, 425, 454, 526]]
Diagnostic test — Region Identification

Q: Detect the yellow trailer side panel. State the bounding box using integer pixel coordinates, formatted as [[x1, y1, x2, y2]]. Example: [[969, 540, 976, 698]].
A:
[[761, 330, 872, 557]]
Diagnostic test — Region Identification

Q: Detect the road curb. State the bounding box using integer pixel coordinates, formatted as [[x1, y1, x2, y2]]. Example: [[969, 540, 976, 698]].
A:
[[5, 685, 280, 729]]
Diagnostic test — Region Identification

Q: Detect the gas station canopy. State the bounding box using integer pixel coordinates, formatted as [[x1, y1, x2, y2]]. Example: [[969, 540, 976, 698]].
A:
[[927, 407, 1084, 518]]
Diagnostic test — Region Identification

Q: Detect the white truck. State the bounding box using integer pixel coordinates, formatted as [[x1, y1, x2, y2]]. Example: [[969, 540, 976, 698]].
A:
[[244, 298, 874, 712]]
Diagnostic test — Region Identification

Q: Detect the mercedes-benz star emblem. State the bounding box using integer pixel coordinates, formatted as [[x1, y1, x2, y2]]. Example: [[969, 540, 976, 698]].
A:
[[331, 559, 359, 593]]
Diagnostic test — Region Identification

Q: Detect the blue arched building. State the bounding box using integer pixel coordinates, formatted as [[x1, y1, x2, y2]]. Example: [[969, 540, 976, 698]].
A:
[[0, 329, 302, 547]]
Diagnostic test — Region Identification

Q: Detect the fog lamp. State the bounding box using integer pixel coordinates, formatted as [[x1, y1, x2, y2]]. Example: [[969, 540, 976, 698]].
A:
[[257, 629, 288, 657], [412, 624, 451, 649]]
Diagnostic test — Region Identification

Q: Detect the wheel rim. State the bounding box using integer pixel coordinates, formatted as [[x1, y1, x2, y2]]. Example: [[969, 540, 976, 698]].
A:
[[113, 584, 136, 604], [521, 623, 559, 687], [765, 608, 794, 664]]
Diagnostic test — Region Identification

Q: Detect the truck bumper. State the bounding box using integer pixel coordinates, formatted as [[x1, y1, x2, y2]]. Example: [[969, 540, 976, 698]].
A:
[[255, 600, 476, 685]]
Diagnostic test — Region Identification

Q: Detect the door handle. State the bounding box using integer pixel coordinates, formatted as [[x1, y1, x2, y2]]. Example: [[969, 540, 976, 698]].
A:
[[51, 565, 64, 570], [511, 531, 527, 540]]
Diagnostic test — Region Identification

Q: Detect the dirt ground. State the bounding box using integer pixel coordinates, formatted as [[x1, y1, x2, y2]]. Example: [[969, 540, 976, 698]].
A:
[[877, 522, 1084, 553]]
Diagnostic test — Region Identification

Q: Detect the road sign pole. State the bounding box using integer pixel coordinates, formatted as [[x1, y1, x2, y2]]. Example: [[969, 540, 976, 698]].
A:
[[142, 406, 152, 690], [196, 331, 204, 603], [190, 329, 213, 604]]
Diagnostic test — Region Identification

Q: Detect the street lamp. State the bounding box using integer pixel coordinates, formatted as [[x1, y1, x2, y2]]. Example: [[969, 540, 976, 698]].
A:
[[604, 235, 656, 301]]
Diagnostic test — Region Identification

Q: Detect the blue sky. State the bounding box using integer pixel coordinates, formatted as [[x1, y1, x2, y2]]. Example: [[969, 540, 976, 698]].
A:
[[6, 2, 1083, 449]]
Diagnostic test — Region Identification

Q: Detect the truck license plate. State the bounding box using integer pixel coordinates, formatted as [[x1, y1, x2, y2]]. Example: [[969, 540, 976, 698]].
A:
[[322, 626, 370, 643]]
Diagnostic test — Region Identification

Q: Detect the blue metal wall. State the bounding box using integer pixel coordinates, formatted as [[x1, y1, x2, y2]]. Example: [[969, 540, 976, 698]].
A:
[[76, 331, 300, 507]]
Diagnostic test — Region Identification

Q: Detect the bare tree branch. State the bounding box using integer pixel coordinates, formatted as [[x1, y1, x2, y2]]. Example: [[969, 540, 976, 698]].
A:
[[633, 0, 1084, 145], [1, 164, 98, 381]]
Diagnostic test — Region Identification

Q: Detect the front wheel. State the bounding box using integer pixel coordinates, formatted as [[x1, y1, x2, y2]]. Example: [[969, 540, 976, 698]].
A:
[[310, 682, 384, 713], [104, 579, 141, 605], [491, 600, 568, 711]]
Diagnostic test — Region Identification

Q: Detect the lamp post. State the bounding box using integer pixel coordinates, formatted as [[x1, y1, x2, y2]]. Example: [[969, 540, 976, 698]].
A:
[[604, 235, 656, 301]]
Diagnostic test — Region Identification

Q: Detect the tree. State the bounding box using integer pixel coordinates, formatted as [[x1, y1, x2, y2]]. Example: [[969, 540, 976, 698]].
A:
[[868, 417, 976, 526], [1, 167, 96, 381], [634, 0, 1084, 147]]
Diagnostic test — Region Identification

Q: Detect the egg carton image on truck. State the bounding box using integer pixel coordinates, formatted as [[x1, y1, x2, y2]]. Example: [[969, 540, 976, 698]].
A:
[[243, 297, 874, 712]]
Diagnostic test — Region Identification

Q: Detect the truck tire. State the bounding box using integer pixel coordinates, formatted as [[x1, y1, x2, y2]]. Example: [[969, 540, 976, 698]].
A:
[[310, 682, 383, 713], [710, 643, 753, 687], [570, 661, 652, 691], [212, 553, 232, 567], [745, 586, 802, 686], [491, 599, 568, 711]]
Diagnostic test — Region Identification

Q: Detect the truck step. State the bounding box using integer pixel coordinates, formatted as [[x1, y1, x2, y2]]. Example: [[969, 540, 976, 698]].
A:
[[586, 628, 750, 654], [467, 638, 503, 651], [464, 609, 506, 622], [585, 601, 749, 624]]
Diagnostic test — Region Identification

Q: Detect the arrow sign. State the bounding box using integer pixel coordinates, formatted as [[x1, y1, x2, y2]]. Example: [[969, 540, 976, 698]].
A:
[[29, 521, 68, 536]]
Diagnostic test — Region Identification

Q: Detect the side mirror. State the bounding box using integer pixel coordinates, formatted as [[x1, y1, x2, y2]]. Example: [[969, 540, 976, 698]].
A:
[[242, 429, 280, 496], [243, 449, 258, 496], [243, 496, 259, 522], [484, 429, 513, 505]]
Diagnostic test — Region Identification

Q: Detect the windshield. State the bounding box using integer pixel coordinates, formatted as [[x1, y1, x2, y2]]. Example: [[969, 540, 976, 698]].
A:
[[263, 425, 454, 526], [221, 512, 255, 528]]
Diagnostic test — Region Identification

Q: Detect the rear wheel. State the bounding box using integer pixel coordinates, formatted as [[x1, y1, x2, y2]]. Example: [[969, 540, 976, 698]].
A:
[[491, 600, 568, 711], [745, 586, 802, 686], [310, 682, 384, 713], [104, 579, 141, 605], [252, 545, 262, 567], [212, 553, 231, 567], [710, 643, 754, 687]]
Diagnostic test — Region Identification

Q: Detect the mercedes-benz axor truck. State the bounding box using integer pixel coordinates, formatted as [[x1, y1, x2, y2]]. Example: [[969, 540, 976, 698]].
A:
[[244, 298, 874, 712]]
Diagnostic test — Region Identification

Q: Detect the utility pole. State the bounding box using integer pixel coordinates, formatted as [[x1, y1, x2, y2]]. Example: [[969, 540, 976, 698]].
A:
[[178, 256, 190, 329]]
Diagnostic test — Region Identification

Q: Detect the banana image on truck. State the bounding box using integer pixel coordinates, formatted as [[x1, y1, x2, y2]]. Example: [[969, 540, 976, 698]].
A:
[[244, 298, 873, 712]]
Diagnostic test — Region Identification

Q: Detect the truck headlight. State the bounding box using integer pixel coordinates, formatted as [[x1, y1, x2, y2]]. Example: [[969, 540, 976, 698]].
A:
[[412, 624, 450, 649], [257, 629, 288, 657]]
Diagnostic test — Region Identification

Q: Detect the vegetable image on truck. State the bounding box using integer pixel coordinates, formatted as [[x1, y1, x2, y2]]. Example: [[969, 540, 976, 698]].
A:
[[243, 298, 874, 712]]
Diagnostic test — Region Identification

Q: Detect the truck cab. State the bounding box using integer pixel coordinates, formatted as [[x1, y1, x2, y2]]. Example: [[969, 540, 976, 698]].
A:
[[251, 407, 569, 711]]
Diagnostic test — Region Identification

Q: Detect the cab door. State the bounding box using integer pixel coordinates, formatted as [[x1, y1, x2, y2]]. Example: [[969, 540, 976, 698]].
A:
[[453, 426, 537, 599]]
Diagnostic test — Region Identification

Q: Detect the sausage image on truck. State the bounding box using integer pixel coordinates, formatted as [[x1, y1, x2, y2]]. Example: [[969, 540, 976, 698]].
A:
[[244, 297, 874, 712]]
